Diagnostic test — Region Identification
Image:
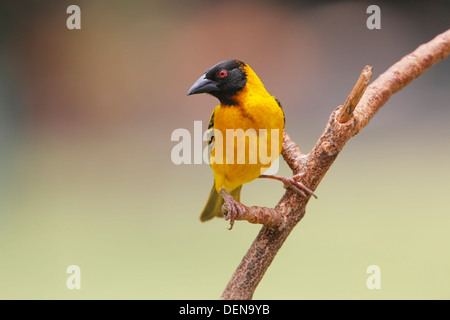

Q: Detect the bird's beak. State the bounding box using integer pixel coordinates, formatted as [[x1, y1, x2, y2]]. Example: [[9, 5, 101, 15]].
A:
[[187, 74, 218, 95]]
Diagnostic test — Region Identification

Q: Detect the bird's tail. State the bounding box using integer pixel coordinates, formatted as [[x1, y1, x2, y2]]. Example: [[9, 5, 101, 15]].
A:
[[200, 183, 242, 222]]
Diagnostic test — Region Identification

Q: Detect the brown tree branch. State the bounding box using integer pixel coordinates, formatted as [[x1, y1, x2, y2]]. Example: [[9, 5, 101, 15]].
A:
[[220, 29, 450, 300], [337, 65, 373, 123], [223, 202, 284, 230]]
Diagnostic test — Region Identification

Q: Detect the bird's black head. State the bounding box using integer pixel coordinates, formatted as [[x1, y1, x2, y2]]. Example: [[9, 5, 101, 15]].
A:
[[187, 59, 247, 105]]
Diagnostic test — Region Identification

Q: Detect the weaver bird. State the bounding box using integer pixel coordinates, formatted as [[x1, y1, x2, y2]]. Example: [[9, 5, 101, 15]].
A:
[[187, 59, 315, 228]]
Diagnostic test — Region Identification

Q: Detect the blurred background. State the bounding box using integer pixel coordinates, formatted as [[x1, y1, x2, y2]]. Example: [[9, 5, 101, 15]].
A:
[[0, 0, 449, 299]]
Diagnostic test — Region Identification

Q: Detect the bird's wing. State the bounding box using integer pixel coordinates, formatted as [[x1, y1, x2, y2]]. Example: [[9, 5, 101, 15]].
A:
[[274, 97, 286, 127], [207, 108, 215, 146]]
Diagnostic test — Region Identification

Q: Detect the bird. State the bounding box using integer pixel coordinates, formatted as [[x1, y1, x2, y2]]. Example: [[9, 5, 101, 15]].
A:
[[187, 59, 315, 228]]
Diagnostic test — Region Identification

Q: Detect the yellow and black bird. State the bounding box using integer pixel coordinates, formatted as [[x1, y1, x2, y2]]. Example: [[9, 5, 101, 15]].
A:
[[187, 59, 315, 226]]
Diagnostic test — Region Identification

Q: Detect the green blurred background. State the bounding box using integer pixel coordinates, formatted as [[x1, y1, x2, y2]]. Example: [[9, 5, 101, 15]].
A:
[[0, 0, 449, 299]]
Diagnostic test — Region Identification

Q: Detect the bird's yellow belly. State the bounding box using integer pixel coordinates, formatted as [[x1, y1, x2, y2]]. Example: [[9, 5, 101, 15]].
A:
[[210, 104, 284, 192]]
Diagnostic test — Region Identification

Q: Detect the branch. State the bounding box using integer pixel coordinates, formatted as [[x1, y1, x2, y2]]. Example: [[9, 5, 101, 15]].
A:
[[337, 65, 373, 123], [222, 201, 284, 230], [220, 29, 450, 300]]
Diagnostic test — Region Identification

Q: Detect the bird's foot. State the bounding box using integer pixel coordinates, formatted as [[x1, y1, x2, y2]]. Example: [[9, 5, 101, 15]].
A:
[[282, 172, 317, 198], [259, 173, 317, 199], [220, 189, 246, 230]]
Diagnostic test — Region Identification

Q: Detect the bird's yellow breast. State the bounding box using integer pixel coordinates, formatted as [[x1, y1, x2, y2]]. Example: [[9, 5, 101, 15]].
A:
[[210, 65, 284, 192]]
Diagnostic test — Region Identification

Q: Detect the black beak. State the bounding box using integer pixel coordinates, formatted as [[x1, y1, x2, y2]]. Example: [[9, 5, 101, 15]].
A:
[[187, 74, 218, 96]]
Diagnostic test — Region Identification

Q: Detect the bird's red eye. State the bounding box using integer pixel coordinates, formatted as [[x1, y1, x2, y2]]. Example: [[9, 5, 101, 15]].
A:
[[218, 69, 227, 78]]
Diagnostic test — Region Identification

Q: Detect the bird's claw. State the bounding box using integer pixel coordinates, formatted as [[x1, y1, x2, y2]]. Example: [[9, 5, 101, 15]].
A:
[[283, 173, 317, 199], [221, 193, 245, 230]]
